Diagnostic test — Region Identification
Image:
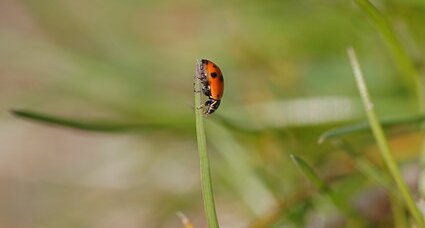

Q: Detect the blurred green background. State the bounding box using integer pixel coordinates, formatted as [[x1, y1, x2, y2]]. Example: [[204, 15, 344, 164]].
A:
[[2, 0, 425, 227]]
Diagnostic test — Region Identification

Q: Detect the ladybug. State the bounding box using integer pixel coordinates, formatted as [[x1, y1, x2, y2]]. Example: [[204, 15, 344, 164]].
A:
[[196, 59, 224, 115]]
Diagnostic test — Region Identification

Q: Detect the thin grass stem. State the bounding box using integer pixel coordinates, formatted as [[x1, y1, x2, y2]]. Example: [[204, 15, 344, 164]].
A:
[[347, 47, 425, 227], [194, 60, 219, 228], [354, 0, 425, 200]]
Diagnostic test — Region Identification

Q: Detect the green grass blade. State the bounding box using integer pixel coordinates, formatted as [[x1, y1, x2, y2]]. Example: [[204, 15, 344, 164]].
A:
[[319, 115, 425, 143], [290, 154, 368, 226], [353, 0, 422, 105], [290, 154, 328, 192], [11, 108, 192, 133], [353, 0, 425, 202], [348, 47, 425, 227], [11, 109, 169, 132], [290, 154, 347, 210], [194, 60, 219, 228]]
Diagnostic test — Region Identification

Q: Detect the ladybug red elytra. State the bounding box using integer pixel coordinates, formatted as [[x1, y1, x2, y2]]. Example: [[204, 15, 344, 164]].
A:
[[196, 59, 224, 115]]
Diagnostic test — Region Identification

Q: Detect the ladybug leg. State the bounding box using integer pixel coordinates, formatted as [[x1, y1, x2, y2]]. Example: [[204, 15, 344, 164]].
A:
[[196, 100, 212, 110], [205, 99, 220, 115], [202, 100, 213, 114], [196, 101, 207, 110], [204, 100, 213, 106]]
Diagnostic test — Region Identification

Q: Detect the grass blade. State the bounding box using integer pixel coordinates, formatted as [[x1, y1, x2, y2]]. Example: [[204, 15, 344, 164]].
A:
[[194, 60, 219, 228], [353, 0, 422, 105], [319, 115, 425, 143], [290, 154, 328, 192], [347, 47, 425, 227], [290, 154, 348, 211], [11, 109, 174, 133], [290, 154, 367, 226], [353, 0, 425, 202]]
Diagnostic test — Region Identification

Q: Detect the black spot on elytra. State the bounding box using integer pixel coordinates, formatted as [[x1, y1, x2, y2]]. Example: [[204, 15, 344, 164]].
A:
[[211, 72, 218, 78], [219, 75, 224, 82]]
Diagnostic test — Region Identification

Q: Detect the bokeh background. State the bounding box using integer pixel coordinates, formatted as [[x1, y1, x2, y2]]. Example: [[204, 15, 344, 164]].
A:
[[1, 0, 425, 227]]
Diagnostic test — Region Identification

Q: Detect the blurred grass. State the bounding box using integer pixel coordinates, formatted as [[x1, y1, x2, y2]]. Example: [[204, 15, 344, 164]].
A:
[[290, 154, 364, 226], [291, 155, 328, 193], [354, 0, 423, 107], [319, 115, 425, 143], [2, 0, 425, 227], [11, 108, 188, 133], [348, 47, 424, 227]]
